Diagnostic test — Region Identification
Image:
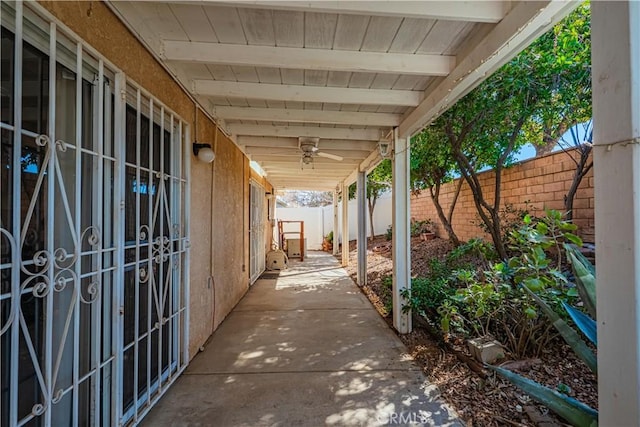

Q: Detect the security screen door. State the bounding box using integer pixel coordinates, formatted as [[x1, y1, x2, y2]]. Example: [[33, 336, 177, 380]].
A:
[[0, 3, 189, 426], [120, 88, 188, 424]]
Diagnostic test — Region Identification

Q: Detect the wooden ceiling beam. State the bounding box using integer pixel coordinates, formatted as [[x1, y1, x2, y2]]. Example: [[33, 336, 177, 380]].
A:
[[215, 106, 401, 127], [195, 80, 421, 106], [227, 124, 382, 141], [163, 41, 455, 76]]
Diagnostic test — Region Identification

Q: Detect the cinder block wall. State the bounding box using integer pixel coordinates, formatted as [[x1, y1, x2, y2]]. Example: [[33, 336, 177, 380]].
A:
[[411, 149, 594, 243]]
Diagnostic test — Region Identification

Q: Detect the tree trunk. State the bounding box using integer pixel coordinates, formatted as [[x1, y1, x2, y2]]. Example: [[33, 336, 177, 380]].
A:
[[453, 150, 508, 259], [430, 181, 461, 246], [565, 148, 593, 221], [535, 133, 559, 157], [445, 111, 524, 260], [367, 196, 377, 241]]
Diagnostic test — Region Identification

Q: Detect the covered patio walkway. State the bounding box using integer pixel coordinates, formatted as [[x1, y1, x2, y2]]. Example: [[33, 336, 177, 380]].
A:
[[141, 252, 461, 426]]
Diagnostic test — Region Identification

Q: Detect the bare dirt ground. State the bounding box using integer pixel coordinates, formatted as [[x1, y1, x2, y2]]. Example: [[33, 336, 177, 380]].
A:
[[340, 236, 597, 427]]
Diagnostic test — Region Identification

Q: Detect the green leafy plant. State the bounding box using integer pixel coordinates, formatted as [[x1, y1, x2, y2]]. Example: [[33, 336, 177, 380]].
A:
[[410, 219, 435, 237], [447, 237, 497, 269], [385, 225, 392, 241], [505, 210, 582, 301], [566, 244, 596, 318], [381, 275, 394, 316], [474, 203, 533, 251], [492, 244, 599, 427], [450, 271, 505, 337], [401, 259, 454, 318], [325, 231, 333, 245], [435, 211, 583, 357]]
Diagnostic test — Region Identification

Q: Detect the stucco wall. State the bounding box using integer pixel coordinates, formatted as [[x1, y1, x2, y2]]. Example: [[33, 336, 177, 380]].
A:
[[39, 0, 267, 359], [411, 149, 595, 243], [211, 130, 250, 331]]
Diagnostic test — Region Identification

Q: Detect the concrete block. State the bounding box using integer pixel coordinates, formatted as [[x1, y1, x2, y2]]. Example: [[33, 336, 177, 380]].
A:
[[468, 337, 505, 364]]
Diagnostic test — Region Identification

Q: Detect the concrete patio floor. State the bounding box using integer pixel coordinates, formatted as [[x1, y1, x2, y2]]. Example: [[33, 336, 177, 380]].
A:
[[141, 251, 462, 426]]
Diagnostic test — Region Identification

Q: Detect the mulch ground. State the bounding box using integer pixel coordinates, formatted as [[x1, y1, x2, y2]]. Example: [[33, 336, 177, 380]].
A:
[[339, 236, 597, 427]]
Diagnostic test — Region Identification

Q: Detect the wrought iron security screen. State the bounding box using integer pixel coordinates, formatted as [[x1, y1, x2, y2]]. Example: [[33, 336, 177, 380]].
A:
[[120, 86, 188, 424], [0, 3, 190, 426], [249, 181, 265, 284]]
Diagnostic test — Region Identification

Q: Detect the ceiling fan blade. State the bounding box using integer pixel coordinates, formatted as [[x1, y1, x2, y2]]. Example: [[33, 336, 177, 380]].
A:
[[316, 151, 343, 161]]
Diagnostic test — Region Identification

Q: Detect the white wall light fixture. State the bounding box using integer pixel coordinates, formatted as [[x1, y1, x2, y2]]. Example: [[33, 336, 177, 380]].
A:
[[193, 142, 215, 163]]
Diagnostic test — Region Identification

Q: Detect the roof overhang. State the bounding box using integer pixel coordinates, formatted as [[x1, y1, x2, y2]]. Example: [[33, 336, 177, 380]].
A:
[[108, 0, 579, 191]]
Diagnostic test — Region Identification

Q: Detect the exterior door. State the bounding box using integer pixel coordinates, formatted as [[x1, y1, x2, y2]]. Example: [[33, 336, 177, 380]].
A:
[[249, 181, 265, 284]]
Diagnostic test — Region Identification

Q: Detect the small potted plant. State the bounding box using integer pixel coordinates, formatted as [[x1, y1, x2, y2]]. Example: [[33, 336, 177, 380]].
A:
[[322, 231, 333, 252], [419, 219, 436, 241]]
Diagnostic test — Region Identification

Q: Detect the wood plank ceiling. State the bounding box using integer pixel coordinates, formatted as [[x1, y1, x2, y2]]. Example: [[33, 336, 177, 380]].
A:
[[108, 1, 578, 191]]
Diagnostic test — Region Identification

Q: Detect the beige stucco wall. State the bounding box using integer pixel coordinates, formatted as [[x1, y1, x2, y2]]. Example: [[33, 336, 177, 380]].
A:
[[38, 0, 270, 359], [211, 130, 250, 331]]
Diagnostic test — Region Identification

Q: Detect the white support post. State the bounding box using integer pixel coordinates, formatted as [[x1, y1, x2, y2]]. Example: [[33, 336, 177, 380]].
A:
[[592, 2, 640, 424], [357, 171, 367, 286], [333, 190, 339, 256], [341, 181, 349, 267], [392, 129, 411, 334]]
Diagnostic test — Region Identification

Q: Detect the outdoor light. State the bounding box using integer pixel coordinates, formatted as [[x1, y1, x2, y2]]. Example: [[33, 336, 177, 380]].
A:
[[193, 143, 215, 163], [378, 140, 391, 158]]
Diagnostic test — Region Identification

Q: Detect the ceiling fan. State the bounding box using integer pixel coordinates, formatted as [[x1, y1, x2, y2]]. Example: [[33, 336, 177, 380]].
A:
[[298, 137, 343, 168]]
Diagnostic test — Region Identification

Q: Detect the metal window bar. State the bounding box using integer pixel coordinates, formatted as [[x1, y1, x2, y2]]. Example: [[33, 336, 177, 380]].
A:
[[9, 3, 24, 427]]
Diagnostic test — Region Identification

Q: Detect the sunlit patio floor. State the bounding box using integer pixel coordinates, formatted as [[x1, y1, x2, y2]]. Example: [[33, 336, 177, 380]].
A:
[[141, 251, 462, 426]]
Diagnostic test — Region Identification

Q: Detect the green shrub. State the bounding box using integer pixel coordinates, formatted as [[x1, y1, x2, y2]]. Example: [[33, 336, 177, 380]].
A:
[[400, 209, 599, 425], [326, 231, 333, 244], [402, 275, 453, 318], [491, 246, 598, 427], [410, 218, 435, 237], [381, 275, 393, 315], [474, 202, 533, 245]]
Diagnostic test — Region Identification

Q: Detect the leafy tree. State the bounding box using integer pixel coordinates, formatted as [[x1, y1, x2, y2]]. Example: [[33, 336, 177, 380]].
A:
[[437, 5, 591, 259], [440, 61, 536, 259], [524, 3, 591, 156], [410, 127, 462, 246], [348, 160, 392, 240]]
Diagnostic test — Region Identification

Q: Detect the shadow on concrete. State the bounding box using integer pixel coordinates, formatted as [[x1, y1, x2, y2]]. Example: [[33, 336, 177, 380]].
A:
[[141, 251, 462, 427]]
